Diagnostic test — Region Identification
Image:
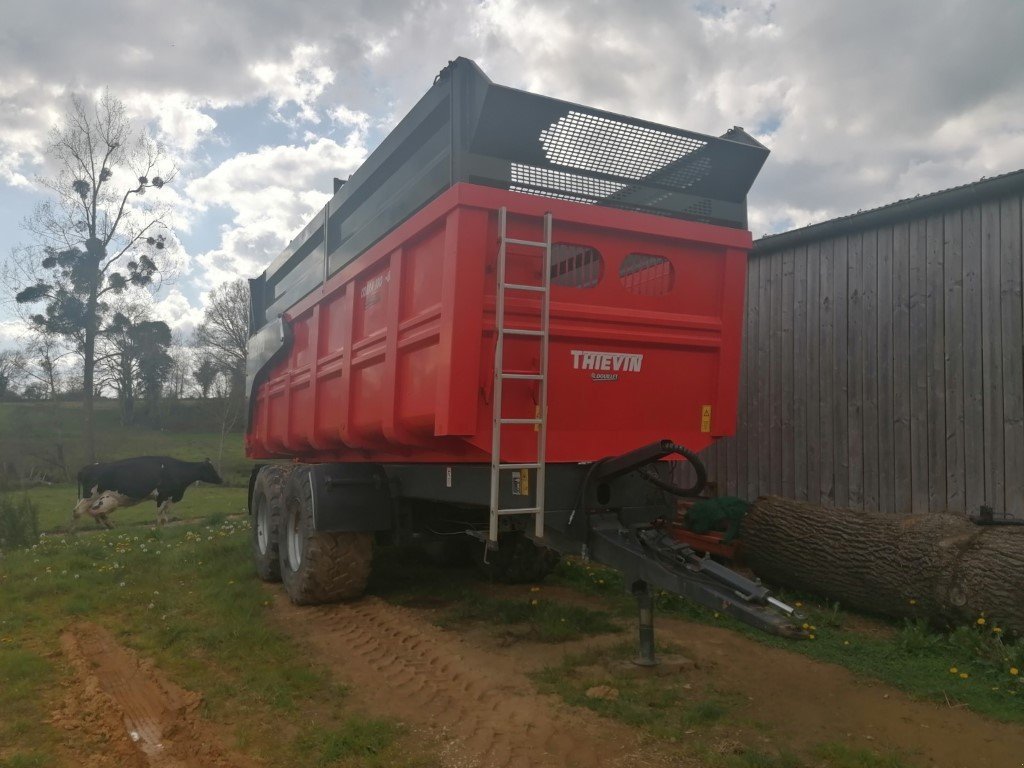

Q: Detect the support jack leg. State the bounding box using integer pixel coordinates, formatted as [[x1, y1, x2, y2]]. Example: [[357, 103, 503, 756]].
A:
[[632, 580, 658, 667]]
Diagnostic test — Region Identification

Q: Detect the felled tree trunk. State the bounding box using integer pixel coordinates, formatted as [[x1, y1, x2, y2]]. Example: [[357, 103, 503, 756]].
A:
[[742, 496, 1024, 634]]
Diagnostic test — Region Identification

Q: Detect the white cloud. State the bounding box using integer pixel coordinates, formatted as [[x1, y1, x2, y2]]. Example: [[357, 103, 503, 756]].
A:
[[0, 318, 26, 350], [2, 0, 1024, 326], [125, 92, 219, 155], [251, 44, 335, 124], [151, 287, 205, 338], [187, 134, 368, 286], [0, 75, 63, 186]]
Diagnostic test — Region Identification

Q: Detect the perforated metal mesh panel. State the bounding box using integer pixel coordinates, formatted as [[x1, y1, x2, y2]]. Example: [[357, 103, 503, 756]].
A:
[[540, 111, 708, 181], [550, 244, 602, 289], [253, 58, 767, 330], [619, 253, 675, 296], [510, 163, 627, 202]]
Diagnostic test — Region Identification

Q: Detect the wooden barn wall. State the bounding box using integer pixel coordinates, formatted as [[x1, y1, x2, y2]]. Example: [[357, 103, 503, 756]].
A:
[[702, 192, 1024, 516]]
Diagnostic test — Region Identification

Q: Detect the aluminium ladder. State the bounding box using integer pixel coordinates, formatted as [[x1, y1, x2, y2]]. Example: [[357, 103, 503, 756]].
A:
[[489, 207, 552, 543]]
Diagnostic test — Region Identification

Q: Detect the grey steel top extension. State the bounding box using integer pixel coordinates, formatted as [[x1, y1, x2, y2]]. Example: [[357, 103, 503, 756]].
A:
[[248, 57, 768, 332]]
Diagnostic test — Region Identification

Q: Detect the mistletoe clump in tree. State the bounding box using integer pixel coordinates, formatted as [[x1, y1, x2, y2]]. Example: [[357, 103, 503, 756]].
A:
[[13, 91, 174, 461]]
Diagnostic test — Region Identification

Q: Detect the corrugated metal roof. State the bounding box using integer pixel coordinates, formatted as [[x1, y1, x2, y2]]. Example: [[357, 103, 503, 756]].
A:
[[754, 169, 1024, 254]]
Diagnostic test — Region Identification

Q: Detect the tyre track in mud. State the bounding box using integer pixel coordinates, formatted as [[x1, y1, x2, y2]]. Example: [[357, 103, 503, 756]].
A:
[[54, 622, 254, 768], [273, 594, 684, 768]]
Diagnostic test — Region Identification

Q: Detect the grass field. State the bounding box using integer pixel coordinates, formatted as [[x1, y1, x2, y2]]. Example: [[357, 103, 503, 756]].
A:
[[0, 400, 250, 487], [2, 401, 1023, 766], [552, 559, 1024, 724], [0, 519, 435, 768]]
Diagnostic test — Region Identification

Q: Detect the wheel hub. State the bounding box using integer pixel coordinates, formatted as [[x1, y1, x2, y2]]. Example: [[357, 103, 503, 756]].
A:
[[255, 496, 269, 554], [286, 504, 302, 570]]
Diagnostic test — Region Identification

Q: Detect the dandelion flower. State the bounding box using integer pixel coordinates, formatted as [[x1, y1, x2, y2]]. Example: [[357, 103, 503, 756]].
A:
[[909, 599, 917, 605], [795, 601, 803, 608], [809, 634, 816, 640], [993, 627, 1003, 634], [1011, 667, 1020, 676], [802, 623, 810, 630], [530, 599, 538, 606], [530, 586, 540, 592], [949, 667, 958, 674], [959, 672, 969, 679], [977, 617, 986, 626]]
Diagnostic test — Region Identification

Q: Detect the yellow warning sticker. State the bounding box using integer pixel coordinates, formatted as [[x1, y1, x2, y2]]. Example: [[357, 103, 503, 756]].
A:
[[520, 469, 530, 496], [700, 405, 712, 433]]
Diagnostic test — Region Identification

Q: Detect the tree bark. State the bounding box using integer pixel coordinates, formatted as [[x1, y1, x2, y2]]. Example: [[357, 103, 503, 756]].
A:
[[743, 496, 1024, 634], [83, 323, 96, 463]]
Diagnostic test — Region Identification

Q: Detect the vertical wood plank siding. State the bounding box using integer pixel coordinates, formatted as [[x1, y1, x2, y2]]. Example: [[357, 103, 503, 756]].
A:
[[704, 189, 1024, 516]]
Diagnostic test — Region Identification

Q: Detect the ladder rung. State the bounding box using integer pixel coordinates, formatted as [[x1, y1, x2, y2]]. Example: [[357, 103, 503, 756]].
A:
[[500, 418, 543, 425], [502, 328, 544, 337], [503, 282, 546, 293], [504, 238, 548, 248], [498, 462, 540, 470], [497, 507, 542, 515], [502, 372, 543, 380]]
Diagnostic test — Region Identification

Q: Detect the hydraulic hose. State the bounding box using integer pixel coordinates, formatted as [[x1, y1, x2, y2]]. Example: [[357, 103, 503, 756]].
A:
[[638, 442, 707, 498]]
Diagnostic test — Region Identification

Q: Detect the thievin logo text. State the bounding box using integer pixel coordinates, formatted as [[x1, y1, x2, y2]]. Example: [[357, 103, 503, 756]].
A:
[[570, 349, 643, 382]]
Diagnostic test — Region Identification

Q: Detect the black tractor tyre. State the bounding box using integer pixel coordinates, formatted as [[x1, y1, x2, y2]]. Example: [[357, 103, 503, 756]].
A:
[[476, 532, 560, 584], [279, 465, 374, 605], [250, 465, 290, 582]]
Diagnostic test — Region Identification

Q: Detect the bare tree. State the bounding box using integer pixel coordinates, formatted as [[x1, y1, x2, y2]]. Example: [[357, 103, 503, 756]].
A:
[[11, 91, 175, 461], [194, 279, 249, 396], [0, 349, 27, 399], [165, 337, 193, 399], [193, 356, 218, 399], [96, 300, 172, 425], [21, 333, 72, 401]]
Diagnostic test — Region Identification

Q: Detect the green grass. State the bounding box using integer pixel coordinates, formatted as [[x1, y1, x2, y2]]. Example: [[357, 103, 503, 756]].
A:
[[439, 593, 621, 642], [533, 642, 737, 741], [296, 718, 434, 768], [29, 483, 247, 532], [550, 558, 1024, 723], [811, 743, 915, 768], [534, 643, 914, 768], [0, 516, 426, 767], [0, 400, 250, 487], [701, 745, 913, 768], [0, 754, 52, 768], [366, 545, 620, 643]]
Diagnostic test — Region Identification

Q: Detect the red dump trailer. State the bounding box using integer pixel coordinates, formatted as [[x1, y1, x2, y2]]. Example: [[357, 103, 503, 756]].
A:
[[246, 58, 800, 647]]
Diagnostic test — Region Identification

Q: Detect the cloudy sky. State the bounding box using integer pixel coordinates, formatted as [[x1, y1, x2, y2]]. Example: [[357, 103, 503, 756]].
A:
[[2, 0, 1023, 344]]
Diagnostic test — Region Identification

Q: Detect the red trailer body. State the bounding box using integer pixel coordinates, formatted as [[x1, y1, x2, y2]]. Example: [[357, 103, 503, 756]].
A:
[[242, 59, 800, 638], [246, 183, 750, 465]]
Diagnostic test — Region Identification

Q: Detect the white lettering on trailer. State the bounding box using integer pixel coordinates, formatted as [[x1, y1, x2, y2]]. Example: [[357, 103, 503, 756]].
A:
[[360, 271, 391, 303], [570, 349, 643, 374]]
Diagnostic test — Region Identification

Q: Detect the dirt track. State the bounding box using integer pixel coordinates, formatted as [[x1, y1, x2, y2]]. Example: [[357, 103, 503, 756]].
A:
[[272, 594, 684, 768], [274, 587, 1024, 768], [51, 592, 1024, 768], [55, 622, 254, 768]]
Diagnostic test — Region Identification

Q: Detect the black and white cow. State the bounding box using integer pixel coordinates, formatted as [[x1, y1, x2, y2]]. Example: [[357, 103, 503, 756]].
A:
[[72, 456, 223, 529]]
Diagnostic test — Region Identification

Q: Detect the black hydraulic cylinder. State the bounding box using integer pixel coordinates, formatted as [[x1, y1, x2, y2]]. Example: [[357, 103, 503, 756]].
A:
[[541, 515, 802, 638], [594, 440, 677, 482]]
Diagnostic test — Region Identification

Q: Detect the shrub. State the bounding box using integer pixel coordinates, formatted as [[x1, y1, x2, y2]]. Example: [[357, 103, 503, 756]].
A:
[[0, 493, 40, 550]]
